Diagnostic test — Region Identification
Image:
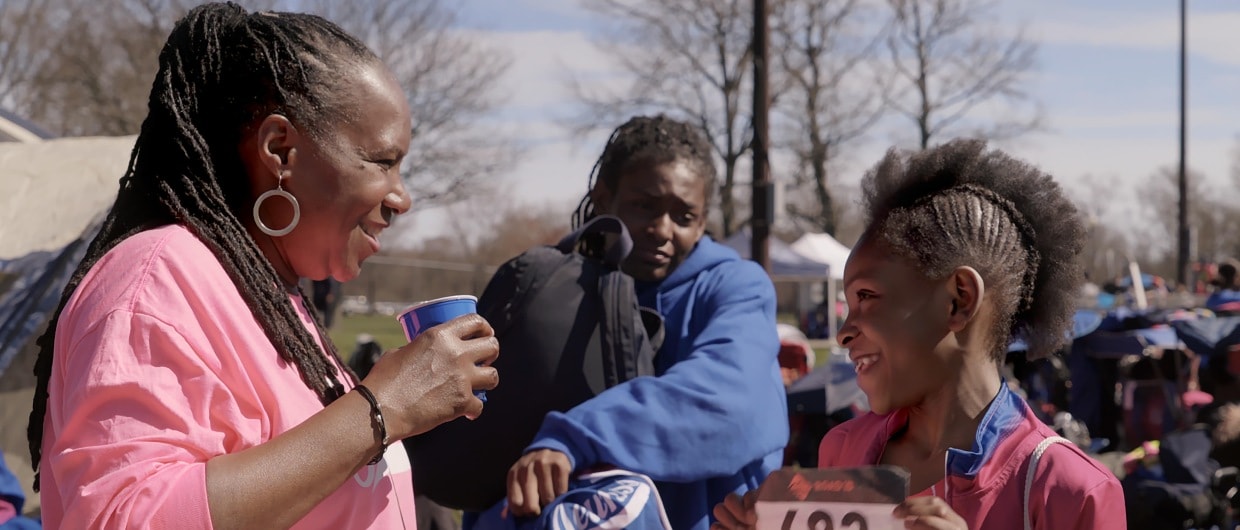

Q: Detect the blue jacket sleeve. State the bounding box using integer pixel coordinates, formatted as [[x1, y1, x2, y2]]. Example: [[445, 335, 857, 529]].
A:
[[525, 260, 789, 482], [0, 453, 39, 529]]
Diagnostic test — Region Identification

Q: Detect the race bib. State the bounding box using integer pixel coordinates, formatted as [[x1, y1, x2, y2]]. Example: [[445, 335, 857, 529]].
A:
[[755, 467, 909, 530]]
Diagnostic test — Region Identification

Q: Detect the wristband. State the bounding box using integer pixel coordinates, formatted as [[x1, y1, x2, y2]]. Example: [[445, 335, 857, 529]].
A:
[[355, 384, 388, 465]]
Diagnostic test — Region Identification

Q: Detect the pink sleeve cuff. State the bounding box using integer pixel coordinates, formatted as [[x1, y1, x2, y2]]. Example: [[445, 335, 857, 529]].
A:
[[149, 463, 212, 529]]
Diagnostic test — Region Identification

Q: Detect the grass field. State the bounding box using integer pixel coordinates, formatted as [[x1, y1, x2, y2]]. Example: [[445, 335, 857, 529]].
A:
[[328, 313, 407, 362]]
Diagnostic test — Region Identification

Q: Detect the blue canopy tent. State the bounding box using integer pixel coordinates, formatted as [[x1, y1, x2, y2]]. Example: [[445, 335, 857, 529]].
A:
[[1170, 316, 1240, 405], [1171, 316, 1240, 364], [1118, 273, 1163, 291], [1005, 308, 1194, 450], [1008, 310, 1106, 353], [1042, 308, 1235, 451], [1008, 309, 1183, 354], [0, 229, 98, 378]]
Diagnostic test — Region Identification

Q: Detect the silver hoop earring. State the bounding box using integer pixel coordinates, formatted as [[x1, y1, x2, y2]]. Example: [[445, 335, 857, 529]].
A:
[[253, 171, 300, 237]]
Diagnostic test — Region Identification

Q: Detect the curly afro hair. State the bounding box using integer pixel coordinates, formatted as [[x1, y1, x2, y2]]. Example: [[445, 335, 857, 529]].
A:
[[860, 139, 1085, 361]]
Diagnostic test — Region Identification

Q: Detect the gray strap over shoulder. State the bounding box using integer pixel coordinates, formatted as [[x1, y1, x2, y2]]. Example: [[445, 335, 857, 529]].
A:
[[1024, 436, 1072, 530]]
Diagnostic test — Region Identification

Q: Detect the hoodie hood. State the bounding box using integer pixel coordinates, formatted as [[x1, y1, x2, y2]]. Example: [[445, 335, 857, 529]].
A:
[[636, 236, 738, 297]]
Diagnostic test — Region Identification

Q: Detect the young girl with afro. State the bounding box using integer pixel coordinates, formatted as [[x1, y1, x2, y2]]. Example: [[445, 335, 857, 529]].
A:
[[713, 140, 1125, 530]]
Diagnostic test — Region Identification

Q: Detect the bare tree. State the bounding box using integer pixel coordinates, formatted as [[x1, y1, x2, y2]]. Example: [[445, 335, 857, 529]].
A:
[[772, 0, 886, 236], [1230, 137, 1240, 192], [305, 0, 518, 207], [1071, 174, 1138, 283], [571, 0, 754, 236], [0, 0, 54, 112], [1142, 166, 1240, 274], [12, 0, 204, 136], [883, 0, 1039, 150], [3, 0, 513, 209], [355, 199, 571, 303]]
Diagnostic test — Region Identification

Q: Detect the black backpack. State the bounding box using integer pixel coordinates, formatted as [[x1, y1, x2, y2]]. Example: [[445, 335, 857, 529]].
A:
[[407, 215, 664, 511], [1123, 426, 1231, 530]]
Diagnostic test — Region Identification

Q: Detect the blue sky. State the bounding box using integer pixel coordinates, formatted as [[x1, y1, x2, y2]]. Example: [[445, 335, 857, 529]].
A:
[[398, 0, 1240, 245]]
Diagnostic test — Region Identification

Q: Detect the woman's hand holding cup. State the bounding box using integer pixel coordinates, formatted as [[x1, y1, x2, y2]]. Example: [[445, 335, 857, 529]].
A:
[[362, 296, 499, 439]]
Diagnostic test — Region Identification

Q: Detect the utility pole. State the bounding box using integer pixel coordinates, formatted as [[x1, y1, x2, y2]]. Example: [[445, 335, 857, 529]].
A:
[[1177, 0, 1190, 287], [751, 0, 773, 272]]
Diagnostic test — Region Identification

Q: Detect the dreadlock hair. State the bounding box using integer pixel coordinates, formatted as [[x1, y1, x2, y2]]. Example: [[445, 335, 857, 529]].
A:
[[573, 115, 717, 229], [860, 139, 1085, 362], [28, 2, 380, 489]]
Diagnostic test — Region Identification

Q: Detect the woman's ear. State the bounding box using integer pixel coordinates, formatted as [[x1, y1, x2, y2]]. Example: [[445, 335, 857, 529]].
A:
[[947, 266, 985, 332], [253, 114, 299, 179]]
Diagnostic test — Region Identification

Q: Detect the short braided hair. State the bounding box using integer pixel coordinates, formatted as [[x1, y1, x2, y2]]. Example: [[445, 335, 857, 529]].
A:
[[861, 139, 1085, 360], [28, 2, 379, 490], [573, 115, 716, 228]]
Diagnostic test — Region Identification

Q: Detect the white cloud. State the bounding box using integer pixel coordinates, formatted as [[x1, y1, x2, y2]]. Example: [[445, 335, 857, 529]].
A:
[[516, 0, 593, 18], [1048, 105, 1237, 132], [454, 28, 615, 114], [1013, 130, 1234, 193], [1030, 9, 1240, 67]]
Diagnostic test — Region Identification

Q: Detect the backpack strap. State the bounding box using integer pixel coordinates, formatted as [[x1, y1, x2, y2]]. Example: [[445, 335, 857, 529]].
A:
[[1024, 436, 1072, 530], [597, 269, 661, 386], [557, 215, 633, 267]]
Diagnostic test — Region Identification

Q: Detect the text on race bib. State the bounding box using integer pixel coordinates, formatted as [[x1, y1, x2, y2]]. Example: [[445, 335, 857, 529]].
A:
[[754, 466, 910, 530]]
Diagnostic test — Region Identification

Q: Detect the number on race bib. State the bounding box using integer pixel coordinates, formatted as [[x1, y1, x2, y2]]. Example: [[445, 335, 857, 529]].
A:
[[841, 512, 867, 528], [806, 510, 832, 530], [779, 509, 870, 530]]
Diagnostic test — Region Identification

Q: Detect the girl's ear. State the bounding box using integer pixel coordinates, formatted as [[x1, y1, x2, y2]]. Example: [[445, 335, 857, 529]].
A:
[[946, 266, 985, 332]]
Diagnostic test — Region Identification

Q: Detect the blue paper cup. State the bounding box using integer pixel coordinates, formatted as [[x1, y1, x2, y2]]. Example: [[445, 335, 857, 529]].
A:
[[396, 295, 486, 401]]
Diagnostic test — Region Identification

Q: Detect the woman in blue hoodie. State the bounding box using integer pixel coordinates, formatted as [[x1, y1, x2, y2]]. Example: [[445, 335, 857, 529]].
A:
[[503, 115, 789, 530]]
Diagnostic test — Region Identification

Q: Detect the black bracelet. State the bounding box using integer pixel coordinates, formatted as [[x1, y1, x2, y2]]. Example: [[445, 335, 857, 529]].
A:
[[354, 384, 388, 465]]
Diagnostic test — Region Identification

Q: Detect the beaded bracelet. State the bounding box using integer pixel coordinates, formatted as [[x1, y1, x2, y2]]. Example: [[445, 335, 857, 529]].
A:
[[355, 384, 388, 465]]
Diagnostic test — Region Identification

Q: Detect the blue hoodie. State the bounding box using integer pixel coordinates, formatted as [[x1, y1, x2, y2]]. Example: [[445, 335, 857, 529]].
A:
[[0, 453, 40, 529], [1207, 288, 1240, 311], [525, 236, 789, 530]]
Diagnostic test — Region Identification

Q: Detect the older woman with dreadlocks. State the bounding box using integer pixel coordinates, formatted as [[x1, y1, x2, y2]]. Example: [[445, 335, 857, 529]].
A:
[[27, 3, 498, 529], [713, 140, 1124, 530]]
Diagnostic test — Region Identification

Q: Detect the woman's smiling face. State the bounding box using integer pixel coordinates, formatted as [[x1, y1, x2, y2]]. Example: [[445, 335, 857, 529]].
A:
[[251, 62, 413, 284]]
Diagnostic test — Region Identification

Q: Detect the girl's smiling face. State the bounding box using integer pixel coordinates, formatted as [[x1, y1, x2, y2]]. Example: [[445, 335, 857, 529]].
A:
[[837, 236, 960, 415]]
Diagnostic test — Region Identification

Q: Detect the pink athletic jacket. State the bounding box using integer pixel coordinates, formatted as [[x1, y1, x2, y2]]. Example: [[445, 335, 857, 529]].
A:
[[818, 383, 1126, 529], [40, 224, 416, 529]]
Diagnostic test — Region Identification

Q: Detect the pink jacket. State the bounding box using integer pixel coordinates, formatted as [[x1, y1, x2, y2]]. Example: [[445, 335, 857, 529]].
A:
[[818, 383, 1125, 529], [40, 225, 415, 529]]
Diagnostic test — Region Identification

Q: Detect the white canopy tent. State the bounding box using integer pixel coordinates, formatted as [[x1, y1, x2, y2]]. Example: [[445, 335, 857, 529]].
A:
[[790, 232, 854, 337], [721, 228, 831, 281], [790, 232, 851, 281], [0, 136, 134, 258]]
